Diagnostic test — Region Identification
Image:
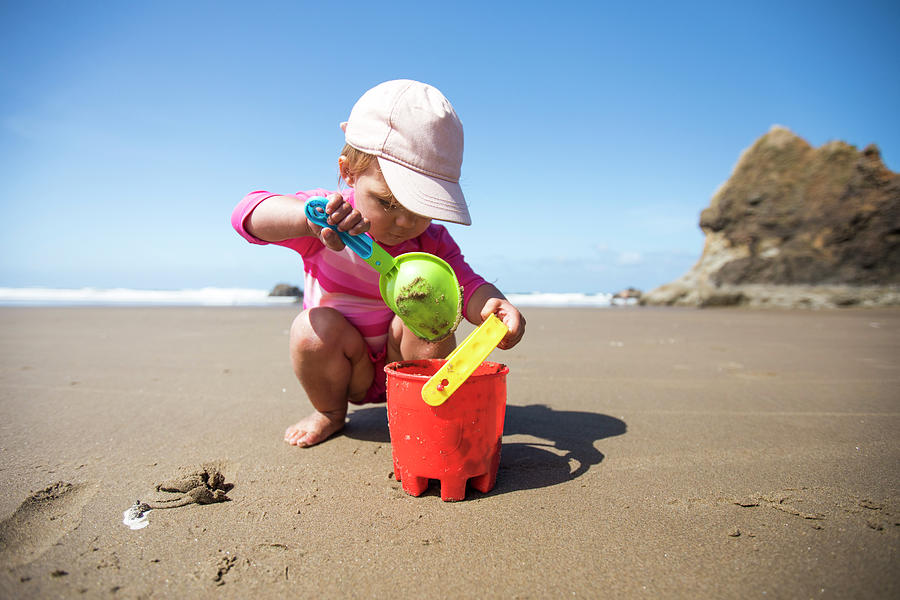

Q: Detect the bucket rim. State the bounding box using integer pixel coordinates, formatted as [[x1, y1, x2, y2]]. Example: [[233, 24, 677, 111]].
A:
[[385, 358, 509, 380]]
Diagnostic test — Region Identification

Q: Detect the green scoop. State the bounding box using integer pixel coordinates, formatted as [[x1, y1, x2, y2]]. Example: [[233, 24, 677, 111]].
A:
[[304, 197, 462, 341]]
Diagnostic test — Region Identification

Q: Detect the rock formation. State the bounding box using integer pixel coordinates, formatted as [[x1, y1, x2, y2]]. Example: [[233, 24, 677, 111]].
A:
[[642, 126, 900, 308], [269, 283, 302, 299], [613, 288, 642, 302]]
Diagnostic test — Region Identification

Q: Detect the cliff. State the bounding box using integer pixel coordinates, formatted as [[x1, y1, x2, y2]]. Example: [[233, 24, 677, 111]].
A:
[[642, 126, 900, 308]]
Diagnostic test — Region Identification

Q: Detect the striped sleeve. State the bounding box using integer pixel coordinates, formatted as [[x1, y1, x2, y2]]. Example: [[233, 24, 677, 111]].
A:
[[231, 189, 333, 255], [231, 190, 278, 245]]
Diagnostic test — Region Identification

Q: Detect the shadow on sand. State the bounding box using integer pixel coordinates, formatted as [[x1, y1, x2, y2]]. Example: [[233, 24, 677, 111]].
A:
[[344, 404, 626, 496]]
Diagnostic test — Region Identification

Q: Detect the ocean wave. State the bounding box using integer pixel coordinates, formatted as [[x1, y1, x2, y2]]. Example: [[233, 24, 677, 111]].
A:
[[507, 292, 635, 307], [0, 287, 298, 306], [0, 287, 635, 308]]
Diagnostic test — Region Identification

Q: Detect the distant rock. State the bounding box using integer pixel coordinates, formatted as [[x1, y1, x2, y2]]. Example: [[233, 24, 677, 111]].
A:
[[642, 126, 900, 308], [613, 287, 642, 300], [611, 288, 642, 306], [269, 283, 302, 299], [612, 288, 642, 306]]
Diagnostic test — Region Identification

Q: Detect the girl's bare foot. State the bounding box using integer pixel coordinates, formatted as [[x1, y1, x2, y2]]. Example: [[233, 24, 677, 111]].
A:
[[284, 410, 346, 447]]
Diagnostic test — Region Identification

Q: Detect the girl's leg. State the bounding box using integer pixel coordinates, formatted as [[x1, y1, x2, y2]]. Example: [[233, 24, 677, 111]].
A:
[[386, 314, 457, 363], [284, 307, 374, 447]]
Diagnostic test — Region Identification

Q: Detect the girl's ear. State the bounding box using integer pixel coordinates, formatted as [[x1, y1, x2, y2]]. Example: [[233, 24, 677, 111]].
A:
[[338, 155, 354, 186]]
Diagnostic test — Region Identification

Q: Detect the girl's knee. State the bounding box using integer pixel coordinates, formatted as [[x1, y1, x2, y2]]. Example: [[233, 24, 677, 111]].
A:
[[291, 308, 339, 353], [290, 307, 365, 357]]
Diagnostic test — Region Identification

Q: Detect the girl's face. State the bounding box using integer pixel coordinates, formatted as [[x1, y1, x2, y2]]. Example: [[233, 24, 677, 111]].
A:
[[345, 160, 432, 246]]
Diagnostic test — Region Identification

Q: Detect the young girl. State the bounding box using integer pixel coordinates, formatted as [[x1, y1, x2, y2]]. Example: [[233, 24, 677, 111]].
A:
[[232, 80, 525, 447]]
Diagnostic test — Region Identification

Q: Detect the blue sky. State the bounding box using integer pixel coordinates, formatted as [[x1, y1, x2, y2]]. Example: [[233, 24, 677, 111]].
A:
[[2, 0, 898, 294]]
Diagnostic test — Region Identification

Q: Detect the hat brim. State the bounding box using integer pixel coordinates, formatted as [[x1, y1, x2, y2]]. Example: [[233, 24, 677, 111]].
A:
[[377, 157, 471, 226]]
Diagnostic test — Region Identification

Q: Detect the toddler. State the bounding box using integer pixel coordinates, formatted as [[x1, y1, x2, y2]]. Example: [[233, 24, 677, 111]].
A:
[[232, 80, 525, 447]]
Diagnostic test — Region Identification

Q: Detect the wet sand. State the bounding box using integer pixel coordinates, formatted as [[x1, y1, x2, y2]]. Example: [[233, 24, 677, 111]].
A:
[[0, 306, 897, 597]]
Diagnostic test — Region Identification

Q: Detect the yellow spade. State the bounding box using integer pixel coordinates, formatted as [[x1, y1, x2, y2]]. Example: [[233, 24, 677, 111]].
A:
[[421, 313, 508, 406]]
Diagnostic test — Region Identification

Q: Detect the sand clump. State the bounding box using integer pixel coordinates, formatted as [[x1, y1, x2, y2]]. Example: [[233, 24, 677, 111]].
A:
[[123, 463, 231, 529]]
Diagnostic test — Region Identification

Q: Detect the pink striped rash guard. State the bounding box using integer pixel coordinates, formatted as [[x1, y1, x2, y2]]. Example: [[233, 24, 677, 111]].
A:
[[232, 188, 488, 354]]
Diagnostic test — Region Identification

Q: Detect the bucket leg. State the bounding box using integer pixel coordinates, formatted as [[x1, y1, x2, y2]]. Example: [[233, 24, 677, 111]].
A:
[[470, 440, 502, 494], [469, 471, 494, 494], [401, 476, 430, 497], [439, 476, 468, 502], [398, 467, 430, 497]]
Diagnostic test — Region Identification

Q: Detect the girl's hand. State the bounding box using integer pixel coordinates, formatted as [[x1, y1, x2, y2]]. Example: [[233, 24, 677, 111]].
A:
[[480, 297, 526, 350], [308, 193, 371, 252]]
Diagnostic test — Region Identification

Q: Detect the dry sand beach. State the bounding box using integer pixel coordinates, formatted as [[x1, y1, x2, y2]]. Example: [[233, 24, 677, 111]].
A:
[[0, 306, 897, 598]]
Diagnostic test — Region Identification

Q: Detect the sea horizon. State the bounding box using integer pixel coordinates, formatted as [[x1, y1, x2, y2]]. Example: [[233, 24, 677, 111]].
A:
[[0, 286, 638, 308]]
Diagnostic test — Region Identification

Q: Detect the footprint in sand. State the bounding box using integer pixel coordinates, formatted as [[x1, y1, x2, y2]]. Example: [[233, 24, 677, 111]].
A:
[[0, 481, 98, 567]]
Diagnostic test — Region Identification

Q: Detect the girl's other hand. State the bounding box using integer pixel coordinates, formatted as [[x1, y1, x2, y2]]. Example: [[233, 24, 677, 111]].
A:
[[480, 297, 525, 350], [308, 193, 371, 251]]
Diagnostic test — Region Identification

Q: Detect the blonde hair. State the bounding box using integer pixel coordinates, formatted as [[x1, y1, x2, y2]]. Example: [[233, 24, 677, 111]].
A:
[[340, 144, 375, 181], [338, 144, 399, 206]]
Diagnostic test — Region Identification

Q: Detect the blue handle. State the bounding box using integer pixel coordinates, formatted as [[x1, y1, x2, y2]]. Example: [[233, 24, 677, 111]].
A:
[[304, 197, 374, 260]]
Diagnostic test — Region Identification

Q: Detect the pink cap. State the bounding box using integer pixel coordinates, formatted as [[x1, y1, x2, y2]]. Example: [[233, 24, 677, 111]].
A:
[[343, 80, 471, 226]]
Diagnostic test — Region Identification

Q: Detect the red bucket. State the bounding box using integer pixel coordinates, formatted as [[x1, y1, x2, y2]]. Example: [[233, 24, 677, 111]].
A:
[[384, 359, 509, 501]]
